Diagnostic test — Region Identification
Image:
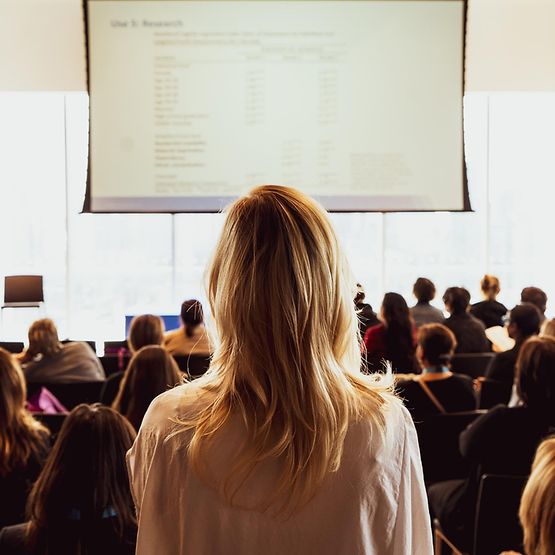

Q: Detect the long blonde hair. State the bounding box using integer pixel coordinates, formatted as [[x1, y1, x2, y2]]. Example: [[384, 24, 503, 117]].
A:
[[183, 185, 390, 513], [519, 437, 555, 555], [0, 348, 49, 476]]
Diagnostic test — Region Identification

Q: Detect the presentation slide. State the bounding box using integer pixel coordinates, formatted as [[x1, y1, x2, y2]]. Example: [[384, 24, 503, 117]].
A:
[[87, 0, 466, 212]]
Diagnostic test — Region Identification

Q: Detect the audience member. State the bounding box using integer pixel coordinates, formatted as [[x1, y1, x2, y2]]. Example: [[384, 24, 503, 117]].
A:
[[19, 319, 104, 383], [521, 286, 548, 332], [112, 345, 183, 431], [517, 437, 555, 555], [443, 287, 490, 353], [486, 303, 541, 386], [128, 314, 164, 353], [470, 274, 507, 328], [128, 186, 432, 553], [410, 277, 445, 328], [0, 350, 50, 529], [363, 292, 417, 372], [164, 300, 212, 357], [397, 324, 475, 420], [428, 336, 555, 550], [0, 405, 137, 554], [542, 318, 555, 338], [354, 283, 380, 337]]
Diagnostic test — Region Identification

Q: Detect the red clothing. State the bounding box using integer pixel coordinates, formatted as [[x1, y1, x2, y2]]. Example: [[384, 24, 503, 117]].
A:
[[363, 324, 388, 359]]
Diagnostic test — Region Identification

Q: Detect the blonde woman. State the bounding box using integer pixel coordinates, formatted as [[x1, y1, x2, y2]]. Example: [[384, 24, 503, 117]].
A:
[[128, 186, 432, 554], [0, 348, 50, 528], [500, 437, 555, 555], [470, 274, 507, 328]]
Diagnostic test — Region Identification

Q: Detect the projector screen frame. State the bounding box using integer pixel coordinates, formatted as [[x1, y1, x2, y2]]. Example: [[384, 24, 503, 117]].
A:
[[82, 0, 471, 214]]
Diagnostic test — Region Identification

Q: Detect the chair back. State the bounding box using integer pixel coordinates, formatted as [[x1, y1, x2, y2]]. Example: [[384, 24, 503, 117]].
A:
[[451, 353, 495, 378], [103, 340, 129, 355], [173, 354, 211, 378], [415, 410, 486, 485], [473, 474, 527, 555], [478, 379, 512, 409], [27, 381, 104, 410], [33, 412, 68, 436], [100, 355, 130, 377], [100, 372, 124, 406], [0, 341, 24, 354]]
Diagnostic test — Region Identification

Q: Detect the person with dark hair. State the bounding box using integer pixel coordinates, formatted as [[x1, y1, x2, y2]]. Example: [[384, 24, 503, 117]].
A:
[[0, 349, 50, 529], [486, 303, 542, 386], [443, 287, 490, 353], [397, 324, 475, 420], [164, 300, 212, 357], [20, 319, 104, 383], [410, 277, 445, 328], [363, 292, 417, 372], [521, 286, 548, 332], [470, 274, 507, 328], [428, 336, 555, 551], [112, 346, 183, 431], [354, 283, 380, 337], [0, 404, 137, 554], [128, 314, 165, 354]]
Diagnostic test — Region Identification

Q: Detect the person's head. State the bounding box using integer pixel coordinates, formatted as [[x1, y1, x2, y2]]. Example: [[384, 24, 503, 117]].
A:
[[180, 299, 205, 338], [515, 336, 555, 418], [507, 303, 542, 342], [521, 287, 548, 317], [27, 318, 61, 358], [519, 437, 555, 555], [354, 283, 365, 305], [480, 274, 501, 301], [0, 348, 48, 476], [542, 318, 555, 339], [194, 185, 388, 513], [128, 314, 164, 353], [112, 345, 182, 430], [443, 287, 471, 315], [413, 277, 436, 304], [416, 324, 457, 371], [381, 292, 411, 325], [27, 405, 136, 551]]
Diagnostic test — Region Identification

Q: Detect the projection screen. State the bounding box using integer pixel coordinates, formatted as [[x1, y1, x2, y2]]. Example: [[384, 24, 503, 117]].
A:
[[86, 0, 468, 212]]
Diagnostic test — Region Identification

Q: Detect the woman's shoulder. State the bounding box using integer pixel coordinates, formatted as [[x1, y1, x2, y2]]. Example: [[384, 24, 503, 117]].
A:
[[0, 523, 29, 555]]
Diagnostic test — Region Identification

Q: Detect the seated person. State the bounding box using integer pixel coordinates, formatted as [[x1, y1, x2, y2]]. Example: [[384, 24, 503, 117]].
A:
[[542, 318, 555, 338], [164, 300, 211, 357], [410, 277, 445, 328], [20, 319, 104, 383], [0, 405, 137, 554], [397, 324, 475, 420], [428, 336, 555, 551], [443, 287, 490, 353], [112, 345, 183, 431], [470, 274, 508, 328], [354, 283, 380, 337], [513, 437, 555, 555], [486, 303, 541, 385], [521, 286, 548, 334], [128, 314, 165, 354], [0, 349, 50, 529], [363, 292, 417, 373]]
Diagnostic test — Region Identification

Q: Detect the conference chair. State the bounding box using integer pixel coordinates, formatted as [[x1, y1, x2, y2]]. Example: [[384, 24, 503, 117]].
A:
[[100, 371, 124, 406], [33, 413, 67, 437], [415, 410, 486, 485], [478, 379, 512, 409], [27, 381, 104, 410], [450, 353, 495, 379], [103, 340, 129, 354], [0, 341, 24, 354], [173, 354, 211, 379], [100, 354, 130, 377]]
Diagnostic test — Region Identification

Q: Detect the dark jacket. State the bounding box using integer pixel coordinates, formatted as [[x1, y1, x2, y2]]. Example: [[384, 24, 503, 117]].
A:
[[444, 313, 490, 354], [486, 343, 523, 385], [470, 300, 507, 329]]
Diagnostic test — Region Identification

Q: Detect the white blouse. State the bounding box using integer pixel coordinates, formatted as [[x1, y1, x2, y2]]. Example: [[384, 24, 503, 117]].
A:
[[127, 383, 433, 555]]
